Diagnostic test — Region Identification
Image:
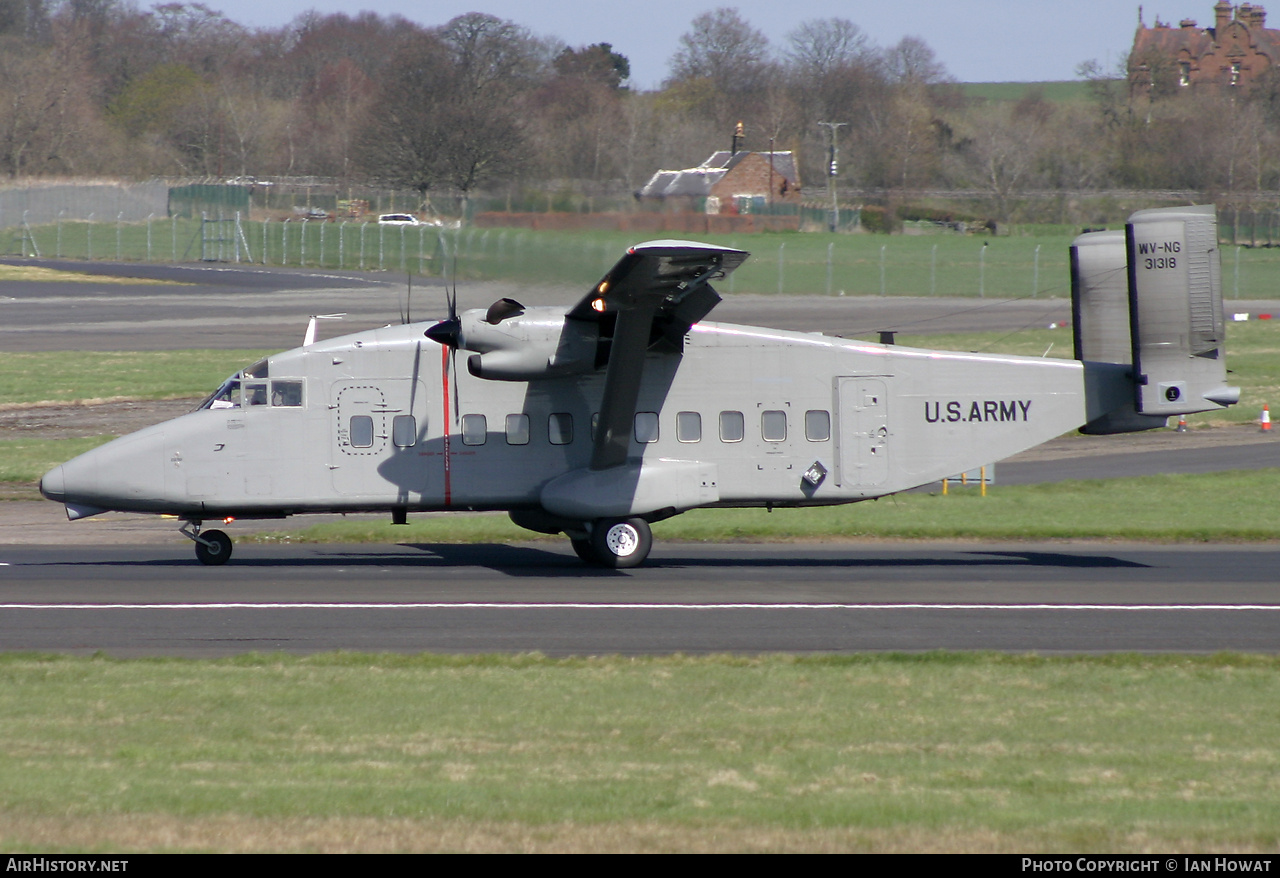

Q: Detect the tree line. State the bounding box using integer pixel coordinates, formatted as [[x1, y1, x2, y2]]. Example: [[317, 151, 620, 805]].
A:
[[2, 2, 1277, 224]]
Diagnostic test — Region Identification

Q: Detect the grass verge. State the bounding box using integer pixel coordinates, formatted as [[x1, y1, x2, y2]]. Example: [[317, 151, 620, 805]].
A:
[[0, 351, 269, 407], [0, 652, 1277, 853]]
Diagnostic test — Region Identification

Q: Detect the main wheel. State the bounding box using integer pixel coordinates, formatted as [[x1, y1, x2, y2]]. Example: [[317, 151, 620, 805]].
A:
[[588, 517, 652, 569], [570, 538, 597, 563], [195, 529, 233, 566]]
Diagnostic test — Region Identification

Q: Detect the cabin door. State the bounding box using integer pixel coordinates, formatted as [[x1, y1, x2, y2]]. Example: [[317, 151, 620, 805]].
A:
[[330, 379, 431, 500], [836, 377, 889, 487]]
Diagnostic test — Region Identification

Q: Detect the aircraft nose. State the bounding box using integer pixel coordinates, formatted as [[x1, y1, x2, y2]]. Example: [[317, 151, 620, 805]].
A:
[[39, 465, 65, 501]]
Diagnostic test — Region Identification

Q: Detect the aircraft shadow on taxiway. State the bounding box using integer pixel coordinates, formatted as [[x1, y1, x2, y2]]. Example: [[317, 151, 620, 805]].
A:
[[29, 543, 1152, 576]]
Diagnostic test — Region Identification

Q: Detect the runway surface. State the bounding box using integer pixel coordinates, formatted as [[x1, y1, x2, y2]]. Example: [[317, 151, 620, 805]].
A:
[[2, 542, 1278, 656]]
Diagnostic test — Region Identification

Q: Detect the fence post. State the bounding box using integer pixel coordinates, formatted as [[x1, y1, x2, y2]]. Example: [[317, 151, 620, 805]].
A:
[[360, 222, 367, 270], [1235, 246, 1241, 298], [301, 218, 308, 266], [87, 213, 94, 261], [379, 223, 385, 270], [262, 220, 268, 265], [400, 225, 407, 272], [57, 211, 64, 259], [116, 212, 123, 261], [1033, 244, 1041, 298], [979, 243, 987, 298], [930, 244, 937, 295], [777, 243, 785, 294], [879, 244, 886, 296], [172, 216, 177, 262], [729, 240, 737, 293], [826, 241, 834, 296], [282, 220, 288, 266], [339, 222, 346, 269], [319, 220, 326, 267], [146, 213, 153, 262]]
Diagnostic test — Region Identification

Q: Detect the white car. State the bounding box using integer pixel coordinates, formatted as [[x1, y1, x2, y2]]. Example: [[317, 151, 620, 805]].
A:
[[377, 214, 422, 225]]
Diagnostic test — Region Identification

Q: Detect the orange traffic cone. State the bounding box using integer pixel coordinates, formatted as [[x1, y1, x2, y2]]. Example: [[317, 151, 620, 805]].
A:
[[1175, 415, 1188, 432], [1262, 404, 1272, 433]]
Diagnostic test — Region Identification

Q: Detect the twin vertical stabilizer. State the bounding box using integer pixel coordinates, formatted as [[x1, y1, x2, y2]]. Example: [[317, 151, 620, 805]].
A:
[[1071, 205, 1239, 434]]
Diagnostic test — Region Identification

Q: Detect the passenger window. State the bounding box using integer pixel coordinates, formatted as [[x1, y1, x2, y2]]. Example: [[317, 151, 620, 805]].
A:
[[677, 411, 701, 443], [762, 410, 787, 442], [461, 414, 487, 446], [634, 412, 659, 443], [350, 415, 374, 448], [719, 411, 744, 442], [506, 413, 530, 445], [272, 380, 303, 407], [806, 410, 831, 442], [244, 382, 268, 407], [392, 415, 417, 448], [549, 413, 573, 445]]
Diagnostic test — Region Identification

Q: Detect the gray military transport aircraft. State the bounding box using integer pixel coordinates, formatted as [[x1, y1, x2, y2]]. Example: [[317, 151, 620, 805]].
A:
[[40, 205, 1239, 567]]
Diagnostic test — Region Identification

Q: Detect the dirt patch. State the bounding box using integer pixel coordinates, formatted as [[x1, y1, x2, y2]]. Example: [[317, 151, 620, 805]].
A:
[[0, 398, 199, 441]]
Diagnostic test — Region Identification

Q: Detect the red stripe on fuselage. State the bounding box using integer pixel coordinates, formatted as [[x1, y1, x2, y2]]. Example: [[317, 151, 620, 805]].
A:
[[440, 345, 452, 506]]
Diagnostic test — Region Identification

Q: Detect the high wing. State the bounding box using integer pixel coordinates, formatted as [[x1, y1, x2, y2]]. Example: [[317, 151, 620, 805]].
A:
[[567, 240, 749, 471]]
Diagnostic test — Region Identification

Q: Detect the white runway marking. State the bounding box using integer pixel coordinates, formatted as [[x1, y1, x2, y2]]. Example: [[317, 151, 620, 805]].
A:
[[2, 602, 1279, 611]]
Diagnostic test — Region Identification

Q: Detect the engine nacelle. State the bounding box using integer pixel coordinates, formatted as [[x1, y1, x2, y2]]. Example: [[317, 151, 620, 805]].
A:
[[457, 306, 598, 381]]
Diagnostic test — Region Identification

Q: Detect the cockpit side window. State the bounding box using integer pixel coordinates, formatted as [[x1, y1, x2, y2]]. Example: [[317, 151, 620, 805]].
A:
[[271, 380, 304, 407], [245, 360, 269, 379], [244, 382, 268, 406]]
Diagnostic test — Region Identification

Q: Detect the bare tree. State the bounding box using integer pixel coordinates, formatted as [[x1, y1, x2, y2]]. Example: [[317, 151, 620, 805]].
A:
[[665, 7, 775, 130], [360, 31, 528, 214]]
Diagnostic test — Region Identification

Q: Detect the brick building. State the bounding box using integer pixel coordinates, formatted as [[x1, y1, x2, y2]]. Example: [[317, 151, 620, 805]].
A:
[[1131, 2, 1280, 91], [637, 147, 801, 214]]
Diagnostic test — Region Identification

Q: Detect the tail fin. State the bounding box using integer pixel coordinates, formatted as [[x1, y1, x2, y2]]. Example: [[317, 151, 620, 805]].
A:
[[1072, 205, 1239, 435]]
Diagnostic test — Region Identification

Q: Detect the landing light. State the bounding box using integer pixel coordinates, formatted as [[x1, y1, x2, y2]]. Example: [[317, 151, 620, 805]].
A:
[[591, 298, 606, 313], [223, 516, 236, 524]]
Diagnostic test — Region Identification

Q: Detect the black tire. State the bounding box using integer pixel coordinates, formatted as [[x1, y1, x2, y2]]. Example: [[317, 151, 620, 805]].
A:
[[570, 538, 598, 564], [588, 517, 652, 569], [195, 529, 233, 566]]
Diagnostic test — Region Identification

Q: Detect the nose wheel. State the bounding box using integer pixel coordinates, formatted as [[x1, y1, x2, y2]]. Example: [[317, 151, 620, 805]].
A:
[[575, 517, 652, 568], [181, 522, 234, 566]]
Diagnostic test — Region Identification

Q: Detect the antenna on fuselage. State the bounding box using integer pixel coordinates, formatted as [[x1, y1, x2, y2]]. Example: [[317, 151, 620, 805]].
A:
[[303, 313, 345, 347]]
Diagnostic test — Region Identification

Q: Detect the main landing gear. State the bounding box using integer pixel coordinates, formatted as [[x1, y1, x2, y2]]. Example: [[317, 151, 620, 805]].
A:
[[572, 517, 652, 569], [181, 521, 233, 566]]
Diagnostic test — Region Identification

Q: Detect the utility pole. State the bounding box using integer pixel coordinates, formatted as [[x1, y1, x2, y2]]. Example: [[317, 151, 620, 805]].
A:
[[817, 121, 846, 233]]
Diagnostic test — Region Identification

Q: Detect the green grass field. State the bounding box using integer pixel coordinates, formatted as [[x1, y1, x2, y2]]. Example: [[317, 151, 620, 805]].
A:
[[1, 652, 1277, 853], [0, 350, 270, 407]]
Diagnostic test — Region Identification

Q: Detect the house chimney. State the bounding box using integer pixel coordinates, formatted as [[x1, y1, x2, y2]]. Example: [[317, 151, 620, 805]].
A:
[[1216, 0, 1233, 34], [731, 121, 744, 155]]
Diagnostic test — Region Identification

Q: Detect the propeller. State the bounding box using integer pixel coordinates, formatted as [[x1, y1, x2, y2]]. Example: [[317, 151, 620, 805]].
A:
[[425, 257, 462, 420]]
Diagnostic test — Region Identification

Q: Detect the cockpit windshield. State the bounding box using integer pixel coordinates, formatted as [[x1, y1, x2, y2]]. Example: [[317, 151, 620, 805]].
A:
[[198, 376, 242, 410], [196, 362, 304, 411]]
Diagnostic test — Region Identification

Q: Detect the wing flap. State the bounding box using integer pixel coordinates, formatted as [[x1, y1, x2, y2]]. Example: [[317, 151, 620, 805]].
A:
[[576, 240, 750, 472]]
